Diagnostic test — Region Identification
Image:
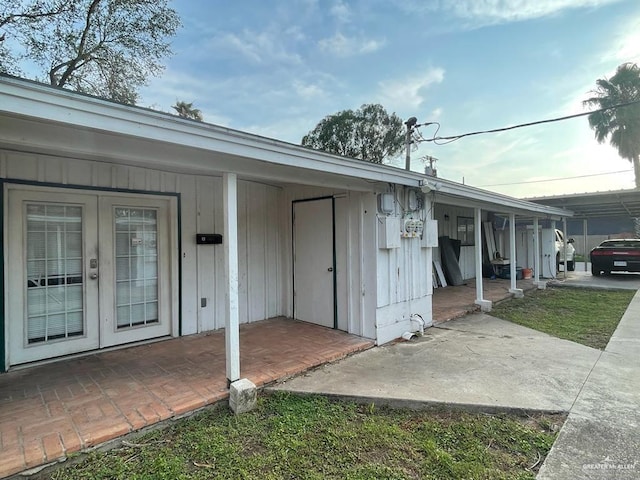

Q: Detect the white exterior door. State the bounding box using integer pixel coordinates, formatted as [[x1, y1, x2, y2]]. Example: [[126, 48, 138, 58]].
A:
[[293, 198, 335, 328], [7, 186, 174, 365]]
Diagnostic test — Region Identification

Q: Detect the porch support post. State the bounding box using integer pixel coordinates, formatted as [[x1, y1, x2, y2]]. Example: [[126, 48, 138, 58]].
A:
[[223, 172, 240, 383], [533, 217, 545, 289], [474, 207, 492, 311], [508, 213, 523, 298], [583, 218, 588, 272], [550, 220, 556, 278], [563, 217, 568, 279]]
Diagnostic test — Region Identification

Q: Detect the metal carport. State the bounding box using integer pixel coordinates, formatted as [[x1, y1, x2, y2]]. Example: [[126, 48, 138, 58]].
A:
[[526, 189, 640, 271]]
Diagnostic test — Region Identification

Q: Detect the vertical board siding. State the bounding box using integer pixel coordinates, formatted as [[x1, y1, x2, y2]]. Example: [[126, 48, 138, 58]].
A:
[[459, 246, 476, 279], [196, 176, 216, 332], [1, 150, 285, 337], [376, 187, 431, 308], [178, 174, 199, 335], [282, 186, 370, 338], [334, 197, 349, 332], [360, 193, 378, 339]]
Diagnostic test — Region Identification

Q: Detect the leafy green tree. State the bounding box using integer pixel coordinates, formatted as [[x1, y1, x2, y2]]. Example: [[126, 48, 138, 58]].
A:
[[1, 0, 71, 74], [0, 0, 180, 104], [172, 101, 203, 121], [302, 104, 404, 164], [584, 62, 640, 188]]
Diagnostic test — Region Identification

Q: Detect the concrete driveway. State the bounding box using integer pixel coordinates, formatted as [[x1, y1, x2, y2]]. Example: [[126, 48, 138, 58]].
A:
[[272, 314, 601, 412], [553, 262, 640, 290]]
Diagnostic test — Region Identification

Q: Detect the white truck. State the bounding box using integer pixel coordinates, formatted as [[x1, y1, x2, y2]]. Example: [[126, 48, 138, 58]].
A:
[[555, 228, 576, 272]]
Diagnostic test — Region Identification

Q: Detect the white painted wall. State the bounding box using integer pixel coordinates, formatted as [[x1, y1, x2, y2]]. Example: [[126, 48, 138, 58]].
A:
[[2, 149, 434, 347], [375, 187, 433, 344], [0, 150, 284, 338], [281, 186, 376, 339]]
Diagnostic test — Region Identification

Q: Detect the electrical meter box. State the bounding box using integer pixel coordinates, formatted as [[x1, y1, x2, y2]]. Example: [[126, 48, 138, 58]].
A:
[[378, 216, 401, 249], [420, 219, 438, 248]]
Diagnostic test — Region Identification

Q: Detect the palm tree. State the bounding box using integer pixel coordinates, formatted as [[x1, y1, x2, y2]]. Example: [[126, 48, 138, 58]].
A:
[[172, 101, 203, 121], [583, 63, 640, 188]]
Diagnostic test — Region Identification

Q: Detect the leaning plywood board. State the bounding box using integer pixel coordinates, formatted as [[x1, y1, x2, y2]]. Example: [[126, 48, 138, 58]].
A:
[[484, 221, 497, 260], [433, 260, 447, 287]]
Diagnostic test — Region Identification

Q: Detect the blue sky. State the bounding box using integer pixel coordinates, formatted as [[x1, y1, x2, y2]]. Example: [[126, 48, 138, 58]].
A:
[[140, 0, 640, 198]]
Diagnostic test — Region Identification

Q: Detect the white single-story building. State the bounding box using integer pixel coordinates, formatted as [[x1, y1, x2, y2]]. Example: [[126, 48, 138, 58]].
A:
[[0, 75, 570, 381]]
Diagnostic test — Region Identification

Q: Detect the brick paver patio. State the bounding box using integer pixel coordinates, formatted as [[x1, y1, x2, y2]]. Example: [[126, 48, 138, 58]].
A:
[[432, 277, 536, 322], [0, 318, 373, 478]]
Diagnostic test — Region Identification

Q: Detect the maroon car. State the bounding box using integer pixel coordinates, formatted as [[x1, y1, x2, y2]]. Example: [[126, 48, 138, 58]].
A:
[[590, 239, 640, 276]]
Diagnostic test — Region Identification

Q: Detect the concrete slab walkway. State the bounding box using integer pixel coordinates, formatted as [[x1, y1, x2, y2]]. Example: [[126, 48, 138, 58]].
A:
[[272, 314, 601, 412], [273, 290, 640, 479]]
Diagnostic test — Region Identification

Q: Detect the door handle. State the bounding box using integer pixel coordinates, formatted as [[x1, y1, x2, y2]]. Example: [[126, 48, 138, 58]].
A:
[[90, 273, 98, 280], [327, 267, 333, 272]]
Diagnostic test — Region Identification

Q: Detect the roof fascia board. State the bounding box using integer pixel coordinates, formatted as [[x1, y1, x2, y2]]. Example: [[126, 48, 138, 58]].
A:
[[0, 77, 421, 188], [424, 180, 571, 218]]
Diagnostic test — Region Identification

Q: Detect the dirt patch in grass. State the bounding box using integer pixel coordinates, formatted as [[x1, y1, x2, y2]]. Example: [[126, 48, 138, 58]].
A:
[[491, 287, 634, 349], [46, 393, 564, 480]]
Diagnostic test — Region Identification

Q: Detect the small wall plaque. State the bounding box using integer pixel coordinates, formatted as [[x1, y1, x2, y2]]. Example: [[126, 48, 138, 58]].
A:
[[196, 233, 223, 245]]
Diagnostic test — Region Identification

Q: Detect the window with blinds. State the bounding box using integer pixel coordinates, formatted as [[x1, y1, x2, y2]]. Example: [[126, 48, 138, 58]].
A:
[[114, 207, 159, 329], [25, 204, 84, 344]]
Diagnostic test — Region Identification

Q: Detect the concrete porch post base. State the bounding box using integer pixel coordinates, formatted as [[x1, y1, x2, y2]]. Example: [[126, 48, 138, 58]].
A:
[[475, 299, 492, 312], [509, 288, 524, 298], [534, 281, 547, 290], [229, 378, 257, 414]]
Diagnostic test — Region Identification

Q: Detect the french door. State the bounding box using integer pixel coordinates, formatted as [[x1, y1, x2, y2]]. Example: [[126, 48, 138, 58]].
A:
[[7, 186, 173, 365]]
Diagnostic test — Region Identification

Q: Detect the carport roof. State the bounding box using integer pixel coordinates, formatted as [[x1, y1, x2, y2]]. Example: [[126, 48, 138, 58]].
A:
[[526, 189, 640, 218]]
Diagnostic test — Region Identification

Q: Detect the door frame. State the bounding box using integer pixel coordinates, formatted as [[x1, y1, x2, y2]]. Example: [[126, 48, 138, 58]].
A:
[[7, 189, 101, 364], [2, 179, 181, 371], [291, 196, 337, 329]]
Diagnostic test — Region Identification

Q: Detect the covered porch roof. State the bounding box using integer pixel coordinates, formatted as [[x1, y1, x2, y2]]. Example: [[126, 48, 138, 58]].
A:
[[1, 74, 572, 221], [0, 75, 420, 193], [422, 177, 572, 219]]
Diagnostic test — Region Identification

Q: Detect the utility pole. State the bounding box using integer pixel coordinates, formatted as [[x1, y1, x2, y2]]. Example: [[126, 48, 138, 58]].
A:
[[404, 116, 417, 171]]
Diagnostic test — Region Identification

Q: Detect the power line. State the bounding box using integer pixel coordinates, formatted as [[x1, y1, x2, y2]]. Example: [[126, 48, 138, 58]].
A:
[[421, 99, 640, 144], [478, 169, 633, 187]]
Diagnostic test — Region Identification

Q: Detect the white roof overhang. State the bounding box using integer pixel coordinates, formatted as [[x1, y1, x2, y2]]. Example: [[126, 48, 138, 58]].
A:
[[0, 75, 572, 220], [0, 76, 420, 192], [421, 177, 571, 219]]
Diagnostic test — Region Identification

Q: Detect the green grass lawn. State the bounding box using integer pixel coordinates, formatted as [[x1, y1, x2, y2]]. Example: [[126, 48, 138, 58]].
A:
[[490, 287, 634, 349], [48, 393, 561, 480]]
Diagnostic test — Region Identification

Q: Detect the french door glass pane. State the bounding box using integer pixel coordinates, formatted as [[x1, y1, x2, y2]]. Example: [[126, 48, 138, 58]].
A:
[[114, 207, 159, 329], [25, 203, 84, 344]]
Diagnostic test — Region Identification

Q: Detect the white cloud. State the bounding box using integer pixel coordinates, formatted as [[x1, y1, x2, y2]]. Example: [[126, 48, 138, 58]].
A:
[[140, 70, 234, 125], [376, 67, 445, 112], [602, 16, 640, 64], [447, 0, 621, 21], [293, 80, 325, 98], [210, 29, 302, 65], [389, 0, 622, 25], [330, 0, 352, 23], [318, 33, 385, 57]]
